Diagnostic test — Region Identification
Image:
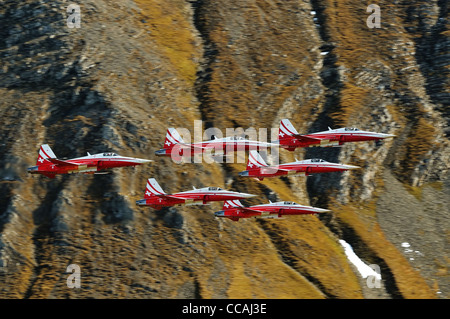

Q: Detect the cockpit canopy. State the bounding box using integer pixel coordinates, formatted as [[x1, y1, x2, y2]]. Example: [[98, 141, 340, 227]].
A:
[[103, 153, 118, 157], [283, 201, 298, 205], [207, 187, 223, 191], [344, 127, 359, 131], [228, 136, 245, 141], [310, 158, 325, 163]]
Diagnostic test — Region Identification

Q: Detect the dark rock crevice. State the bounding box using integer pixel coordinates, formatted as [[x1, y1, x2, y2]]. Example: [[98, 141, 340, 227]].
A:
[[256, 219, 335, 299], [24, 177, 70, 298], [338, 222, 404, 299], [402, 0, 449, 132], [189, 0, 218, 130], [305, 0, 345, 208]]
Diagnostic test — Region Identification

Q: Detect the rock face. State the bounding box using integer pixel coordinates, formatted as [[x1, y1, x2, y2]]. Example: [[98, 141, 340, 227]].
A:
[[0, 0, 448, 299]]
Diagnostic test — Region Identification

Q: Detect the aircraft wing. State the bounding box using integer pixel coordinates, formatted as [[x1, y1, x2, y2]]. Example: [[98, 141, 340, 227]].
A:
[[150, 194, 203, 202], [177, 143, 211, 151], [46, 158, 79, 167], [277, 168, 296, 172], [151, 194, 187, 200], [259, 167, 291, 174], [178, 143, 229, 152], [235, 206, 266, 214], [291, 134, 321, 143]]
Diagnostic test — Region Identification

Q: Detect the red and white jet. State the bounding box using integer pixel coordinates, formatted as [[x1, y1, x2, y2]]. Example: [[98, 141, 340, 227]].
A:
[[27, 144, 152, 178], [278, 119, 395, 150], [136, 178, 256, 209], [155, 128, 277, 160], [239, 150, 359, 181], [215, 199, 330, 221]]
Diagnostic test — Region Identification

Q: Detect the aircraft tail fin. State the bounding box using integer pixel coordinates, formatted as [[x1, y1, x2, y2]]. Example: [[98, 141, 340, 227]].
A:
[[247, 150, 268, 170], [279, 119, 299, 140], [36, 144, 57, 165], [223, 199, 244, 210], [164, 128, 185, 149], [144, 178, 166, 198]]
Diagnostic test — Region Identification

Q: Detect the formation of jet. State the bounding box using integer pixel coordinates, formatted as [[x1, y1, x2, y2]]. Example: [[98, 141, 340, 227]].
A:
[[29, 119, 395, 222], [277, 119, 395, 150], [214, 199, 330, 221], [136, 178, 256, 209], [27, 144, 152, 178], [239, 150, 359, 181], [155, 128, 277, 159]]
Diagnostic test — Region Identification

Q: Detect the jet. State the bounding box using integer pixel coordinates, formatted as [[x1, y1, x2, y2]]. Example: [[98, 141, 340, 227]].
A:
[[277, 119, 396, 150], [155, 127, 277, 160], [239, 150, 359, 181], [136, 178, 256, 209], [27, 144, 152, 178], [214, 199, 330, 221]]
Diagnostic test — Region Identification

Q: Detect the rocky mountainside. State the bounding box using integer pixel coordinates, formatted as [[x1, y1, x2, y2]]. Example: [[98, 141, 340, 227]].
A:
[[0, 0, 448, 299]]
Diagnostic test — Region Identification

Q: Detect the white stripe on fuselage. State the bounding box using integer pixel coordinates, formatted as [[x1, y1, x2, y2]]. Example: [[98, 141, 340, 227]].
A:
[[279, 162, 343, 169], [67, 155, 138, 162], [193, 140, 274, 147], [309, 130, 381, 138], [176, 191, 243, 196], [251, 204, 318, 211]]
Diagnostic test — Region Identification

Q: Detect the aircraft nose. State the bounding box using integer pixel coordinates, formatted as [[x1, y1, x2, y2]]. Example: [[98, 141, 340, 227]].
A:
[[27, 166, 38, 173], [342, 164, 360, 170], [238, 192, 257, 198], [137, 159, 153, 164], [314, 207, 331, 213], [374, 133, 396, 139]]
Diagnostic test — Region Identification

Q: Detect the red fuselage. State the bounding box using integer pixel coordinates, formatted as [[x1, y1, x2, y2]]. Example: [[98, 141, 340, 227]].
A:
[[239, 159, 359, 180], [155, 139, 276, 158], [136, 188, 255, 210], [279, 129, 395, 150], [28, 153, 151, 178], [215, 202, 330, 221]]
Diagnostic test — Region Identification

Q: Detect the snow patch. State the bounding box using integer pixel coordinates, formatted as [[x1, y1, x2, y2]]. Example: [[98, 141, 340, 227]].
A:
[[400, 242, 423, 257], [339, 240, 381, 280]]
